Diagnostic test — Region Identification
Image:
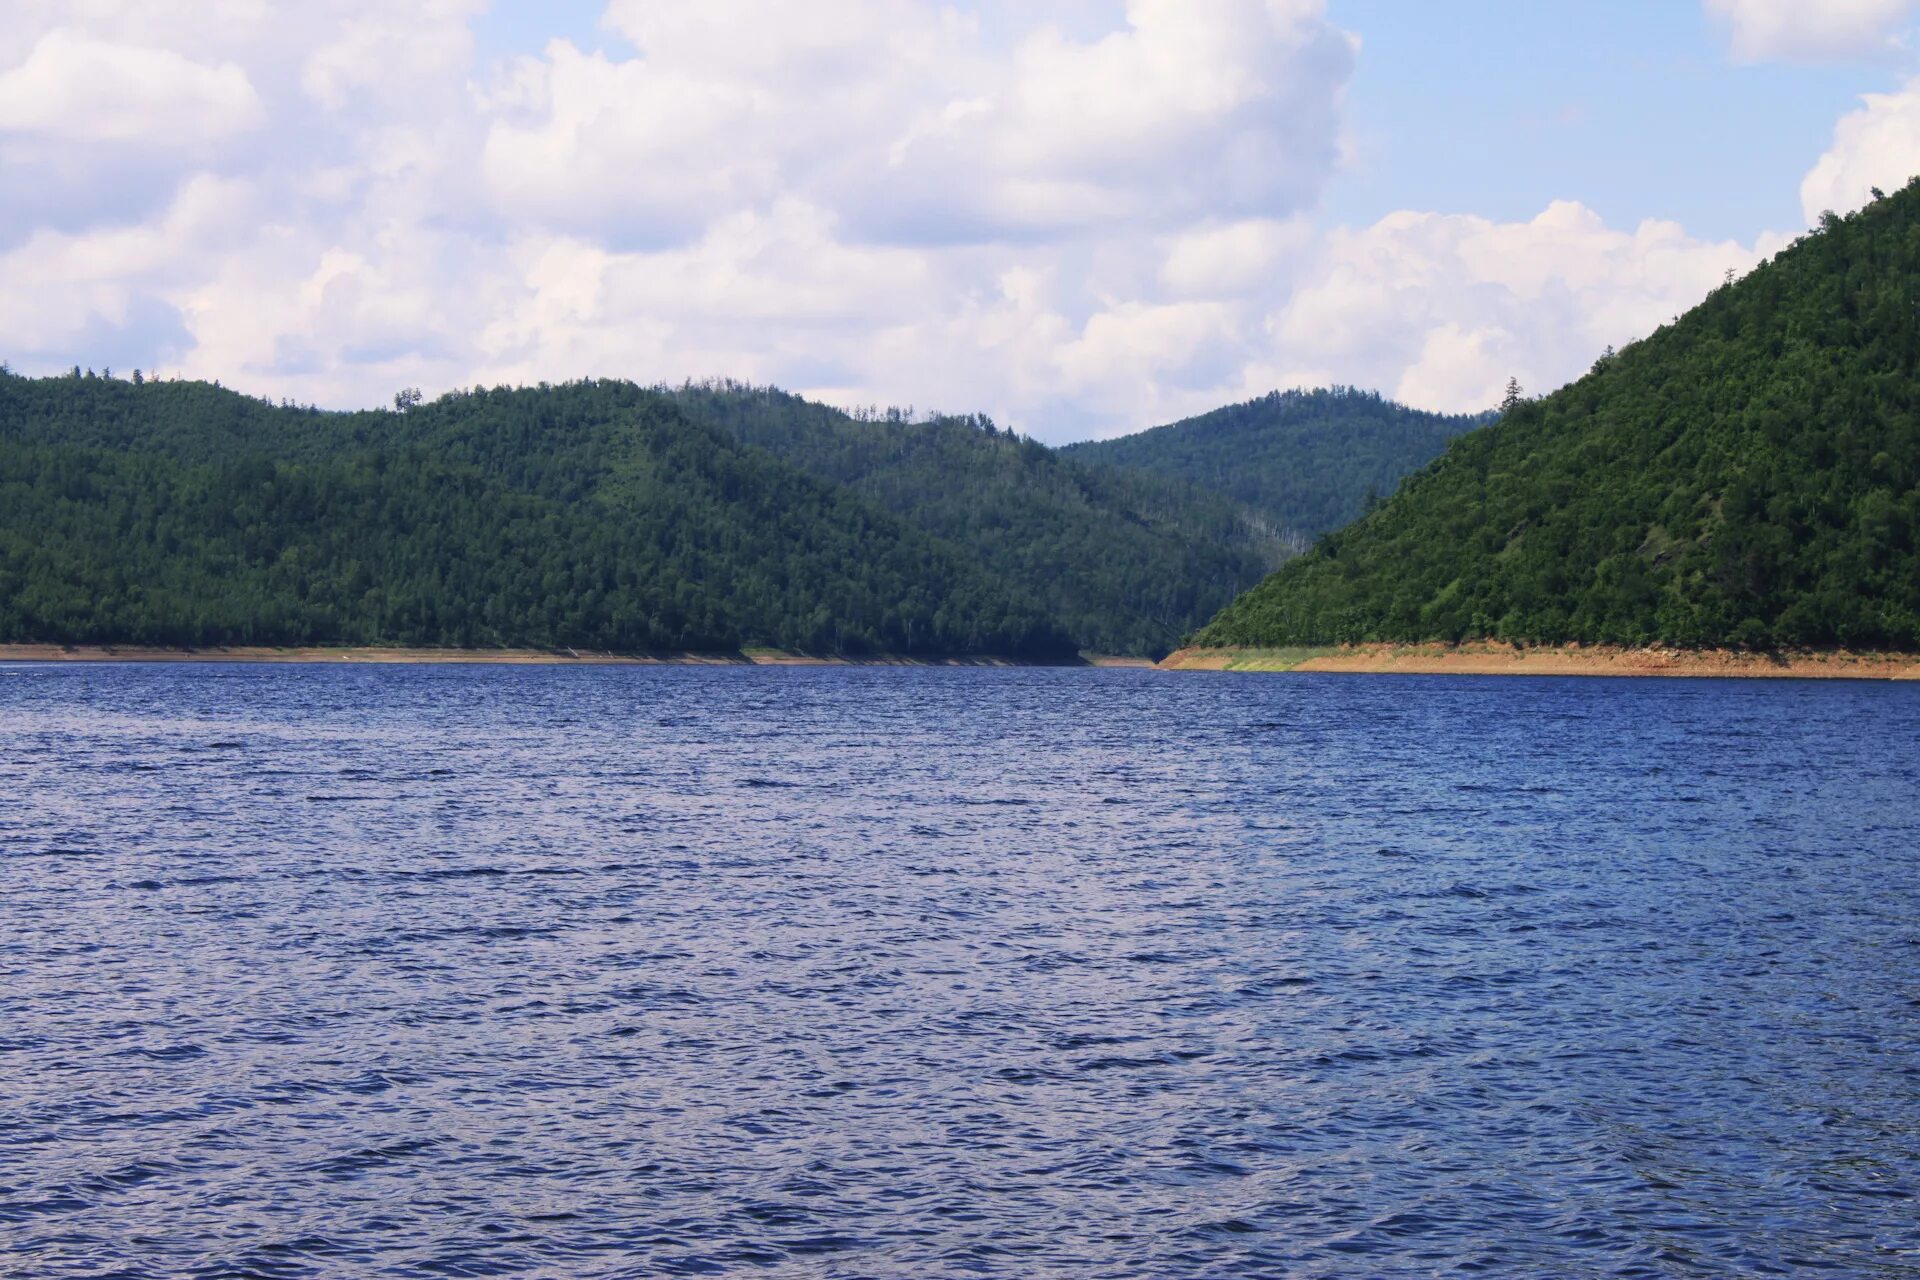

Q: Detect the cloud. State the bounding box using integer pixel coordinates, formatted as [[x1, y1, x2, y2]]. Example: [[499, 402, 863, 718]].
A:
[[479, 38, 784, 245], [299, 0, 481, 114], [0, 0, 1371, 435], [0, 174, 257, 363], [484, 0, 1356, 246], [1261, 201, 1782, 415], [1160, 218, 1314, 297], [0, 1, 1827, 443], [862, 0, 1355, 241], [1704, 0, 1920, 63], [0, 28, 261, 143], [1802, 81, 1920, 221], [473, 200, 938, 384]]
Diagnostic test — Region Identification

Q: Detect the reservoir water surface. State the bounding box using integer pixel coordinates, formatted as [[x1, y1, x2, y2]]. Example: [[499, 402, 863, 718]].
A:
[[2, 664, 1917, 1277]]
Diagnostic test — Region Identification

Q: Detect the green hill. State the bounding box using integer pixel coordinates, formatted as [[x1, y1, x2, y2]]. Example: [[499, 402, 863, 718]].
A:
[[0, 372, 1074, 658], [1061, 387, 1486, 537], [667, 383, 1292, 656], [1195, 185, 1920, 651]]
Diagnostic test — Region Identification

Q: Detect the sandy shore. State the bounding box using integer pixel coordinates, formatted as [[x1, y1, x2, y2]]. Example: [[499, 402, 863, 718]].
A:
[[8, 642, 1911, 677], [0, 644, 714, 665], [1159, 642, 1920, 679], [0, 644, 1110, 667]]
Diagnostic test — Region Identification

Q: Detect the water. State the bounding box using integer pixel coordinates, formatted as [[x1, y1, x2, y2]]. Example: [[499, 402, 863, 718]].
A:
[[2, 664, 1918, 1278]]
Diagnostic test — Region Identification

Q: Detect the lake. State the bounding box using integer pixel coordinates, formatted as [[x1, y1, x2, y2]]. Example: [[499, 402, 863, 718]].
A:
[[2, 664, 1917, 1277]]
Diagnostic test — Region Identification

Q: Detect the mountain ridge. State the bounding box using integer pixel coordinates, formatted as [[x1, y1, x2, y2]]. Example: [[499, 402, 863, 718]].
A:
[[664, 381, 1298, 656], [1194, 182, 1920, 651], [0, 366, 1487, 658], [1063, 386, 1488, 538], [0, 373, 1075, 657]]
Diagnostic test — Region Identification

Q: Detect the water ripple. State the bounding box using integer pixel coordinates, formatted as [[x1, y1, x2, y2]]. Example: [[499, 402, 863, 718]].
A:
[[1, 664, 1918, 1277]]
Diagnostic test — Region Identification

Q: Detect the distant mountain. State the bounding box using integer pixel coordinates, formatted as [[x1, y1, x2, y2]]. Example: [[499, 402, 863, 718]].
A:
[[1061, 387, 1487, 538], [0, 373, 1074, 658], [1196, 184, 1920, 651], [668, 383, 1293, 656], [0, 371, 1499, 659]]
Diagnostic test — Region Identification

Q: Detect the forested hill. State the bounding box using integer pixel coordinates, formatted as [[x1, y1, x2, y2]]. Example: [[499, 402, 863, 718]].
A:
[[0, 373, 1075, 658], [1061, 388, 1487, 536], [667, 384, 1294, 656], [1196, 183, 1920, 651]]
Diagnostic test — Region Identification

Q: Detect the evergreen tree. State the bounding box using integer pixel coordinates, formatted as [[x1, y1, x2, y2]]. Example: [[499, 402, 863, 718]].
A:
[[1195, 179, 1920, 652], [0, 372, 1075, 658], [1062, 386, 1486, 539]]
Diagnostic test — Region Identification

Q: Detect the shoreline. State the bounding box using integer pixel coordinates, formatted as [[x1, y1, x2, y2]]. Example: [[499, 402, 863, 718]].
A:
[[7, 641, 1915, 678], [0, 643, 1151, 668], [1158, 642, 1920, 679]]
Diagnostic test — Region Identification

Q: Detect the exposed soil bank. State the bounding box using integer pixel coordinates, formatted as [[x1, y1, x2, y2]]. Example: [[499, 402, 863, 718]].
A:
[[0, 644, 1076, 667], [1160, 642, 1920, 680]]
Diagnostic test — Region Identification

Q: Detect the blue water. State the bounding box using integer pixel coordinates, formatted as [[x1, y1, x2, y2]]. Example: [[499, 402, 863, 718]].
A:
[[2, 664, 1918, 1278]]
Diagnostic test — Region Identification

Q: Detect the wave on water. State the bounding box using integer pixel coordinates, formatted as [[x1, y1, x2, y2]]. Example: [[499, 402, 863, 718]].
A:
[[2, 665, 1917, 1277]]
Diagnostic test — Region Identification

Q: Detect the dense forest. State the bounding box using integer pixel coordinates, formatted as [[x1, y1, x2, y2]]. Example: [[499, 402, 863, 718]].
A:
[[668, 383, 1293, 655], [1063, 387, 1486, 536], [0, 374, 1075, 657], [1196, 181, 1920, 651], [0, 364, 1500, 659]]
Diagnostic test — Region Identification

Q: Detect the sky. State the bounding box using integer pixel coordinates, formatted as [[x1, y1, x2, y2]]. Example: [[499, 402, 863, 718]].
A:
[[5, 1, 1920, 442]]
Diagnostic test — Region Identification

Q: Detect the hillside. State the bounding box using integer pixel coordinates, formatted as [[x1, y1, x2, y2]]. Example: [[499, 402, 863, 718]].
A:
[[1062, 387, 1485, 536], [668, 383, 1292, 656], [1195, 184, 1920, 651], [0, 373, 1074, 658]]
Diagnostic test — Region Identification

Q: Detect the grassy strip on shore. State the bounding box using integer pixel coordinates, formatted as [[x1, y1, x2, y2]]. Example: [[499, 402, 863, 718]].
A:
[[1158, 646, 1342, 672], [1159, 642, 1920, 679], [0, 643, 1112, 667]]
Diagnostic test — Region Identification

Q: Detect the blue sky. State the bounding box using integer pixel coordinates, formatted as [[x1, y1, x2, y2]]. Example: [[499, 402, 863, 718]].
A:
[[471, 0, 1905, 239], [4, 1, 1920, 439], [1329, 1, 1882, 238], [474, 0, 608, 62]]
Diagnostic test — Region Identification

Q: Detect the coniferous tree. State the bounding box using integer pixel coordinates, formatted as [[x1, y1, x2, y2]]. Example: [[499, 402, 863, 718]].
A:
[[1196, 179, 1920, 652], [0, 372, 1077, 658]]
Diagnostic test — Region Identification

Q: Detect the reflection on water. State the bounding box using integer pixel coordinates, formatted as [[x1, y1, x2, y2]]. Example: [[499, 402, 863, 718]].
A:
[[2, 664, 1918, 1277]]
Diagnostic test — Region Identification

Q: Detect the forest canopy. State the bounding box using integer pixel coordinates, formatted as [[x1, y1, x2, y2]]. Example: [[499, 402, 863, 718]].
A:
[[666, 382, 1303, 656], [1063, 387, 1486, 537], [1195, 182, 1920, 651], [0, 366, 1482, 658], [0, 374, 1075, 658]]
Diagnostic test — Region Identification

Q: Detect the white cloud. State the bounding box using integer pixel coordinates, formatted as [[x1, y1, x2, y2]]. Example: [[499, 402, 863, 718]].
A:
[[1705, 0, 1920, 63], [300, 0, 481, 113], [1801, 81, 1920, 220], [0, 28, 261, 143], [473, 200, 938, 385], [937, 0, 1354, 235], [479, 39, 782, 243], [1264, 202, 1781, 415], [484, 0, 1355, 246], [0, 172, 259, 373], [0, 0, 1371, 436], [1161, 218, 1314, 297], [0, 0, 1843, 443], [1053, 300, 1244, 410]]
